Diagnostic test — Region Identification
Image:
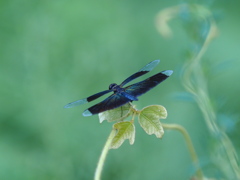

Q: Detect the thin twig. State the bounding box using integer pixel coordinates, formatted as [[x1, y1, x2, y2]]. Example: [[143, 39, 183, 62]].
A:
[[162, 123, 204, 179], [94, 129, 116, 180]]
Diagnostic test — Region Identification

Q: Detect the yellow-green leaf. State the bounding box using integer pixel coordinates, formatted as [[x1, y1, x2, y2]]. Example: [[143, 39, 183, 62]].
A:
[[98, 103, 131, 123], [138, 105, 167, 138], [141, 105, 167, 119], [110, 121, 135, 149]]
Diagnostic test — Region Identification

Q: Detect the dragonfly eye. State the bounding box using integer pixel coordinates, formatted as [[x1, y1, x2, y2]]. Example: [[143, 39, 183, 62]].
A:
[[109, 83, 117, 90]]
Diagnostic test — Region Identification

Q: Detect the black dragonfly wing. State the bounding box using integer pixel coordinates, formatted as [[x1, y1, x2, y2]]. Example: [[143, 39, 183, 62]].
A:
[[124, 70, 173, 98], [120, 60, 160, 87], [83, 92, 132, 116], [64, 90, 112, 108]]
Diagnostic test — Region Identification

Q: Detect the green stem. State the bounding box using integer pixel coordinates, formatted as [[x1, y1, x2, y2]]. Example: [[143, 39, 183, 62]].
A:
[[162, 123, 204, 179], [94, 129, 116, 180]]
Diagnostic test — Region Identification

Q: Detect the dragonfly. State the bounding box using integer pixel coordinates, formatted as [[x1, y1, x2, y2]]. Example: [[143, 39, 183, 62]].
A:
[[64, 60, 173, 116]]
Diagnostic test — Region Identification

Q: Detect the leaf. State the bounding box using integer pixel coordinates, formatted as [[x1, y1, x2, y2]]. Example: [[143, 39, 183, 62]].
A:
[[138, 105, 167, 138], [110, 121, 135, 149], [142, 105, 168, 119], [98, 103, 132, 123]]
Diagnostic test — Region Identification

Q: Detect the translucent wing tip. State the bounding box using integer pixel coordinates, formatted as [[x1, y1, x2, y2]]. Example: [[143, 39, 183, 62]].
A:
[[83, 110, 93, 116], [64, 98, 88, 108], [140, 59, 160, 72], [162, 70, 173, 76], [64, 104, 71, 108]]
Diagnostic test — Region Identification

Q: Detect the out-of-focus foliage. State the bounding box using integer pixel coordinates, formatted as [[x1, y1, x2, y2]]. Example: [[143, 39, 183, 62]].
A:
[[156, 3, 240, 179], [0, 0, 240, 180]]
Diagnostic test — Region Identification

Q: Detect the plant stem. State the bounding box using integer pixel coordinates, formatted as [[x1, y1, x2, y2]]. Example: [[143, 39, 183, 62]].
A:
[[162, 123, 204, 179], [94, 129, 116, 180]]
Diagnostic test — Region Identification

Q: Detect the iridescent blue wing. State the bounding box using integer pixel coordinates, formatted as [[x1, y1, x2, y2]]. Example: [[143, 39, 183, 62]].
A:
[[124, 70, 173, 98], [120, 60, 160, 87], [64, 90, 112, 108], [82, 93, 131, 116]]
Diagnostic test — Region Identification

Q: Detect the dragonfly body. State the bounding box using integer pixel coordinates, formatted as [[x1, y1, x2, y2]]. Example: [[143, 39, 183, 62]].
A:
[[109, 83, 138, 101], [64, 60, 173, 116]]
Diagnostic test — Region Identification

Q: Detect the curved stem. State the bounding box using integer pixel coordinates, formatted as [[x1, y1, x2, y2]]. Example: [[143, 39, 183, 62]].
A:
[[94, 129, 116, 180], [162, 123, 204, 179]]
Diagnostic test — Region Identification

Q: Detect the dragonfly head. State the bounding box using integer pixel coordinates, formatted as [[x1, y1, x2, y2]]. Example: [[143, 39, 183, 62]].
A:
[[109, 83, 118, 90]]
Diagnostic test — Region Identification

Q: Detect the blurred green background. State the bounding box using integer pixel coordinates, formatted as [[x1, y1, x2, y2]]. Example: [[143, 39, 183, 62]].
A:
[[1, 0, 240, 179]]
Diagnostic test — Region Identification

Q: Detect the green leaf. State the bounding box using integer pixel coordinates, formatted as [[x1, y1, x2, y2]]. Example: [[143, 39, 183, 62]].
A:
[[98, 103, 132, 123], [138, 105, 167, 138], [110, 121, 135, 149]]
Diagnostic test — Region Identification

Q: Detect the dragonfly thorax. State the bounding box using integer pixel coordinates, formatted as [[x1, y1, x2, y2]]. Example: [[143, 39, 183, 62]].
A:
[[109, 83, 118, 90], [109, 83, 124, 93]]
